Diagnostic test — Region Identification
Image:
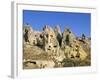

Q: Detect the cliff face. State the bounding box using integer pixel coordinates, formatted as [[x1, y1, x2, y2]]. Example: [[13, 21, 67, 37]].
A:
[[23, 25, 91, 69]]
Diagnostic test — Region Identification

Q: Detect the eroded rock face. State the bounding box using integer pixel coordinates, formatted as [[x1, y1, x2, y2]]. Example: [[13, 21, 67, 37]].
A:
[[23, 59, 55, 69], [23, 25, 37, 46], [23, 24, 91, 69], [66, 44, 87, 61], [61, 28, 87, 61], [61, 28, 76, 47], [54, 25, 62, 46], [42, 25, 60, 56]]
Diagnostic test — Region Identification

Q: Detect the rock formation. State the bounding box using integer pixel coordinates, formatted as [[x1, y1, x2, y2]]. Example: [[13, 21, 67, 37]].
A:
[[23, 25, 37, 46], [23, 24, 91, 69], [42, 25, 60, 56], [61, 28, 76, 47], [54, 25, 62, 46]]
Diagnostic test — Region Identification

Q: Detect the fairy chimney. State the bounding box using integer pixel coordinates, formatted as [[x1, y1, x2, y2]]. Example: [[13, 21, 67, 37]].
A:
[[23, 25, 37, 46], [61, 28, 76, 48], [42, 25, 59, 56], [54, 25, 62, 46]]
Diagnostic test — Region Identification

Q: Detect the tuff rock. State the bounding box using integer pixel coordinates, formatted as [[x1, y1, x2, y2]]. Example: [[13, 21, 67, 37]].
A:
[[23, 24, 91, 69]]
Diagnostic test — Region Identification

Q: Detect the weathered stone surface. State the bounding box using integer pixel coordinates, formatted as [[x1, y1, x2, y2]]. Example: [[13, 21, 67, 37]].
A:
[[54, 25, 62, 46], [42, 25, 60, 56], [23, 24, 91, 69], [23, 59, 55, 69], [61, 28, 76, 48], [23, 25, 37, 46], [61, 28, 88, 61]]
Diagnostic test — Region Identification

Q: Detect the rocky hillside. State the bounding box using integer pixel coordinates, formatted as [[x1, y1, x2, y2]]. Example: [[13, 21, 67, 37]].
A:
[[23, 24, 91, 69]]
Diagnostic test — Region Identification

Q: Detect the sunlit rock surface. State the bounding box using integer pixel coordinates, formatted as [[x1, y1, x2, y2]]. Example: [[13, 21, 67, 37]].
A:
[[23, 25, 91, 69]]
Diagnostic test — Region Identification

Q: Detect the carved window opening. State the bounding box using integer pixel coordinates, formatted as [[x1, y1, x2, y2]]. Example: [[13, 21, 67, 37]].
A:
[[54, 45, 57, 48]]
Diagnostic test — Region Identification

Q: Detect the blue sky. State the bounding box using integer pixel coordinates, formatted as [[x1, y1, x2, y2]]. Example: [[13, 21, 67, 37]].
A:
[[23, 10, 91, 37]]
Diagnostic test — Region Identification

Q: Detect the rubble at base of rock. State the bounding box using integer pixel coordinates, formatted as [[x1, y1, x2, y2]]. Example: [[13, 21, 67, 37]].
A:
[[23, 25, 91, 69]]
